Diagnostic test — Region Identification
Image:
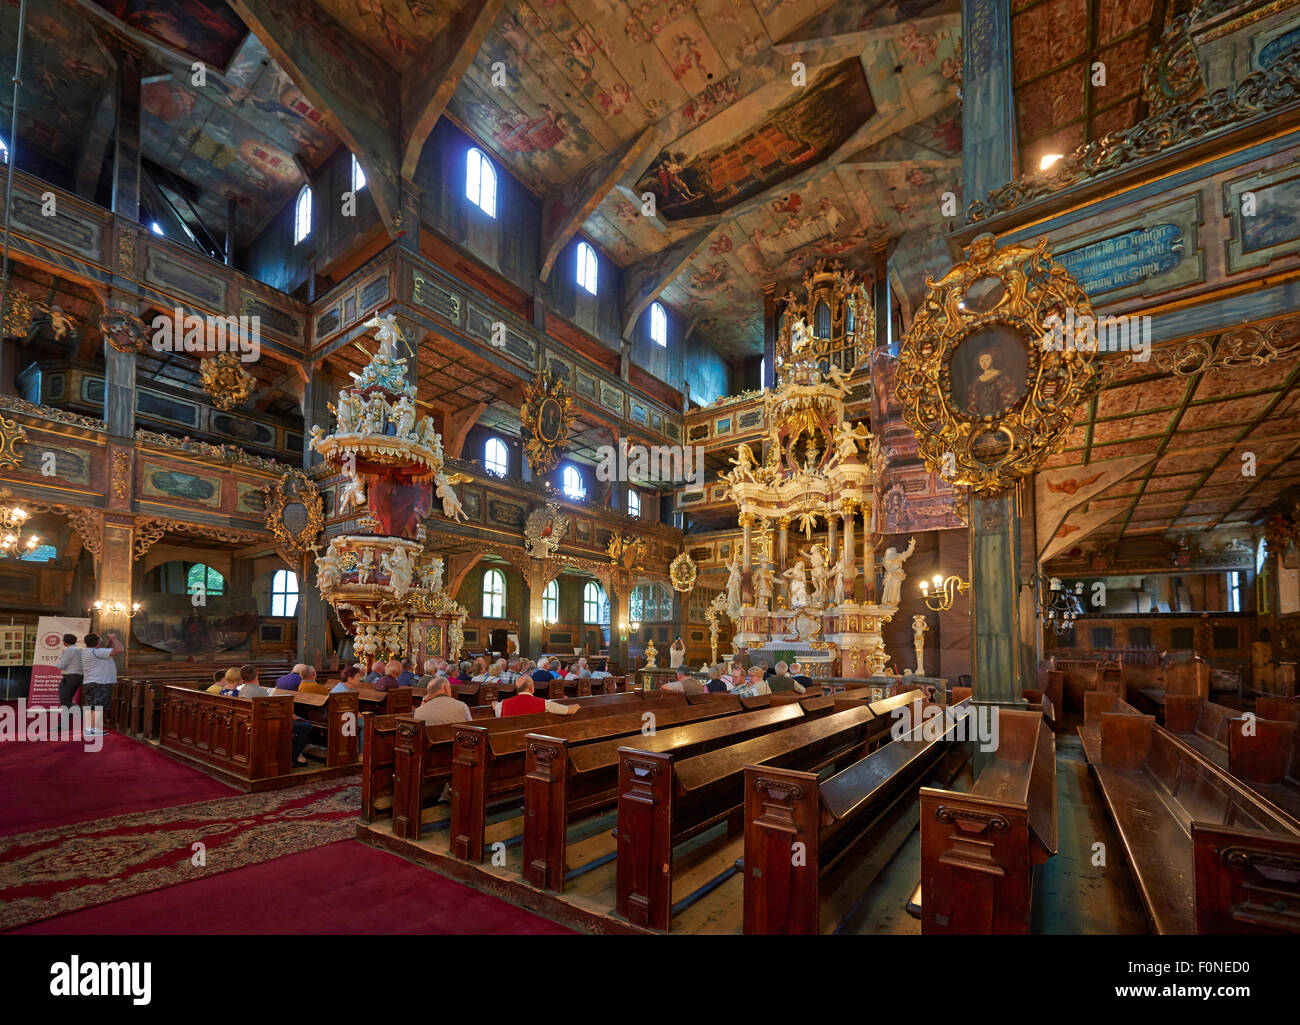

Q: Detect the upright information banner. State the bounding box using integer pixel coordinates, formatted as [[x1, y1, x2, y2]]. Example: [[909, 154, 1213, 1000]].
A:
[[30, 618, 91, 707]]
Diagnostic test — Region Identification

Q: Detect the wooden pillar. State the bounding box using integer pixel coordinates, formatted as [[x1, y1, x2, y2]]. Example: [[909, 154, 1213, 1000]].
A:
[[611, 581, 630, 674], [98, 516, 134, 672], [224, 195, 236, 267], [298, 373, 334, 663], [762, 283, 778, 389], [862, 521, 876, 603], [970, 487, 1024, 703], [111, 44, 142, 223], [962, 0, 1018, 210], [526, 561, 545, 661], [397, 180, 422, 254], [740, 513, 754, 604]]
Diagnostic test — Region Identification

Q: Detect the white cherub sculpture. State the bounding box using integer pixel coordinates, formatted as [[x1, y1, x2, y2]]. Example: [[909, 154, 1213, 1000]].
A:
[[435, 472, 467, 522], [880, 536, 916, 607], [383, 547, 414, 597], [912, 614, 929, 676], [364, 394, 389, 434], [420, 557, 445, 592], [339, 474, 367, 513], [356, 548, 374, 584], [392, 395, 416, 438], [808, 546, 829, 605], [783, 559, 809, 608], [316, 548, 342, 590], [725, 552, 743, 619], [335, 393, 359, 434]]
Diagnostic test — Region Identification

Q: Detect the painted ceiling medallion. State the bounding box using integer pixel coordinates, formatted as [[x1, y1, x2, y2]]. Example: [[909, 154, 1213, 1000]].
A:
[[895, 235, 1097, 496], [200, 353, 256, 411], [520, 370, 573, 478]]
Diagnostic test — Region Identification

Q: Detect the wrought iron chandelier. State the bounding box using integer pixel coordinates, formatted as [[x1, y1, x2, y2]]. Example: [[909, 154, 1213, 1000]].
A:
[[1035, 576, 1085, 635]]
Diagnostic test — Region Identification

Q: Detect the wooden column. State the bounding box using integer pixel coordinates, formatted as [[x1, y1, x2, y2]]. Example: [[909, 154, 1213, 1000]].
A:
[[526, 561, 545, 661], [297, 373, 334, 663], [740, 513, 754, 604], [111, 44, 142, 223], [962, 0, 1017, 209], [841, 503, 855, 601], [970, 487, 1025, 703]]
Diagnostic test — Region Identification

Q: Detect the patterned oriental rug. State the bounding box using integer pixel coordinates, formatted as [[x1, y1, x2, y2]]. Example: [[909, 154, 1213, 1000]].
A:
[[0, 777, 360, 931]]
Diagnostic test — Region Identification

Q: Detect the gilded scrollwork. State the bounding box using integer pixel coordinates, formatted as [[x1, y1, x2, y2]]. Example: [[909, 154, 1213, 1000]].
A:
[[263, 469, 324, 555], [895, 235, 1097, 495], [200, 353, 256, 411], [520, 370, 573, 477], [0, 416, 27, 470]]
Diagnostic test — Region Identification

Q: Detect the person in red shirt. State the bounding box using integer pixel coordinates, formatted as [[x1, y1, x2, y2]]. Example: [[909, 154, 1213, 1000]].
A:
[[495, 678, 579, 718]]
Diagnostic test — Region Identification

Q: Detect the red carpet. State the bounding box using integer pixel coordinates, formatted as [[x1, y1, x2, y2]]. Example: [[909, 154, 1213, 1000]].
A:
[[11, 840, 574, 934], [0, 775, 360, 930], [0, 730, 234, 837]]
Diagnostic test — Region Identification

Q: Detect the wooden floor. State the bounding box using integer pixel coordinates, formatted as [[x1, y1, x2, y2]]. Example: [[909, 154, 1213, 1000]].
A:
[[357, 732, 1152, 934]]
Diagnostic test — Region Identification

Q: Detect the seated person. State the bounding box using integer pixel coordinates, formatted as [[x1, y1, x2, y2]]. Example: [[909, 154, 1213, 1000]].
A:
[[363, 659, 386, 683], [206, 669, 228, 694], [760, 661, 773, 680], [238, 664, 269, 698], [330, 665, 363, 693], [789, 662, 815, 690], [728, 665, 746, 691], [705, 665, 730, 693], [369, 659, 404, 691], [413, 677, 472, 725], [275, 663, 306, 691], [295, 666, 327, 693], [661, 667, 706, 695], [473, 658, 506, 683], [767, 660, 805, 694], [529, 657, 555, 683], [493, 678, 579, 718], [415, 658, 439, 689], [396, 659, 419, 687], [498, 658, 523, 688], [216, 667, 242, 696], [734, 666, 771, 698]]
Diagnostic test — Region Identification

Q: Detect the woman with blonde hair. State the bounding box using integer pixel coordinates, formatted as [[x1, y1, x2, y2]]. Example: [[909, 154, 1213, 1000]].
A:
[[218, 667, 242, 696]]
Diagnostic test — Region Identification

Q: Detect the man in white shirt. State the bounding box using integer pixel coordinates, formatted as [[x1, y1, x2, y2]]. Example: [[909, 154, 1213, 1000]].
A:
[[413, 677, 472, 725], [56, 633, 83, 708], [80, 631, 123, 736]]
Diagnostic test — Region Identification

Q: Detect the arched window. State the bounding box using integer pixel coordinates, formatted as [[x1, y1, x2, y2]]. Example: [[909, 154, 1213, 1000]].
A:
[[562, 464, 586, 501], [627, 488, 641, 518], [271, 569, 299, 616], [482, 568, 506, 618], [650, 302, 667, 347], [542, 580, 558, 623], [466, 148, 497, 217], [149, 221, 164, 236], [813, 299, 831, 338], [187, 563, 225, 598], [351, 153, 367, 193], [583, 581, 607, 624], [0, 137, 8, 163], [759, 357, 766, 391], [484, 436, 508, 476], [293, 185, 312, 244], [576, 241, 598, 295]]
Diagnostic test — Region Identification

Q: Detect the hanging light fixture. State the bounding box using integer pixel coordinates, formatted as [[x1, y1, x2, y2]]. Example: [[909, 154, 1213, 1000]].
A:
[[921, 572, 970, 612], [0, 501, 40, 558], [1028, 575, 1085, 635]]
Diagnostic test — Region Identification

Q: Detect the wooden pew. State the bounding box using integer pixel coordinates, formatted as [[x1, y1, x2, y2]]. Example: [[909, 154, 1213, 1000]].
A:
[[1022, 668, 1064, 732], [743, 696, 974, 933], [385, 695, 692, 839], [918, 709, 1057, 934], [448, 697, 752, 861], [521, 696, 834, 892], [359, 690, 673, 825], [1091, 712, 1300, 933], [160, 686, 295, 785], [615, 702, 900, 931], [272, 689, 360, 767], [1078, 689, 1143, 764]]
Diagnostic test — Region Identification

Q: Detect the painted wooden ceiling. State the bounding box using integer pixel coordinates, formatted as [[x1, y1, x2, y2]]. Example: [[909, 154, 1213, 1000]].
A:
[[1041, 318, 1300, 552], [1010, 0, 1166, 173]]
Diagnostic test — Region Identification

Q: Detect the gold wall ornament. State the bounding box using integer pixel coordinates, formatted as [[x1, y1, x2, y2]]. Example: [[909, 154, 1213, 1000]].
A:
[[4, 291, 35, 338], [100, 309, 148, 354], [607, 533, 647, 572], [263, 469, 324, 555], [524, 501, 569, 559], [520, 370, 573, 477], [668, 550, 698, 592], [111, 450, 132, 499], [895, 235, 1097, 495], [200, 353, 256, 410], [0, 415, 27, 470]]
